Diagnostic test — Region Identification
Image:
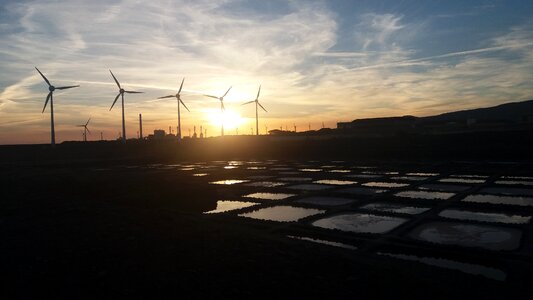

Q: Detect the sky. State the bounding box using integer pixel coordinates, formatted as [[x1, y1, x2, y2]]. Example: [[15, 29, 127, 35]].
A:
[[0, 0, 532, 144]]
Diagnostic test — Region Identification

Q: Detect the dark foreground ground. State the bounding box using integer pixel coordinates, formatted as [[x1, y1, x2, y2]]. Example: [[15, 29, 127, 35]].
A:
[[1, 133, 533, 299]]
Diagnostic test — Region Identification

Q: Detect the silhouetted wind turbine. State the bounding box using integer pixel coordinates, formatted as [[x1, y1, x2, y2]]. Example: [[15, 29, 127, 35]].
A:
[[157, 77, 189, 140], [242, 85, 267, 136], [76, 118, 91, 142], [35, 67, 79, 147], [109, 70, 143, 144], [204, 86, 232, 136]]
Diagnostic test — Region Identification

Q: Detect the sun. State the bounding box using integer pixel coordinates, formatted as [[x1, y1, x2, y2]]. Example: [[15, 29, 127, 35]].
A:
[[206, 108, 245, 130]]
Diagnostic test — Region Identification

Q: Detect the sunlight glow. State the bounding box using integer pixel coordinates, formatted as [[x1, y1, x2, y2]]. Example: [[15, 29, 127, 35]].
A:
[[206, 109, 245, 131]]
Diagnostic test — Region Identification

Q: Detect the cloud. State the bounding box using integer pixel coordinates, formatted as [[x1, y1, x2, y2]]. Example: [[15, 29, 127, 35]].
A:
[[0, 2, 532, 144]]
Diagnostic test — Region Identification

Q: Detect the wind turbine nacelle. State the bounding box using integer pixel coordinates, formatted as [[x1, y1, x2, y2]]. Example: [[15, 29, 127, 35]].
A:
[[49, 86, 55, 92]]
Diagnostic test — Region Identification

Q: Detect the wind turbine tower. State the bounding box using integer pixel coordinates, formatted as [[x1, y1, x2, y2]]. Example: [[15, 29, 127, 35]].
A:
[[204, 86, 232, 137], [157, 78, 189, 141], [35, 67, 80, 146], [109, 70, 143, 144], [242, 85, 267, 136], [76, 118, 91, 142]]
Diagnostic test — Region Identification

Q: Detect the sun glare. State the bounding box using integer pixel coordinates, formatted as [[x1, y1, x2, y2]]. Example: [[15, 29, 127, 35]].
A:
[[206, 109, 245, 130]]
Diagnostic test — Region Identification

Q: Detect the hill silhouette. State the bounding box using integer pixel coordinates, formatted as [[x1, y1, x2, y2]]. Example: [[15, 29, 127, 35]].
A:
[[422, 99, 533, 123]]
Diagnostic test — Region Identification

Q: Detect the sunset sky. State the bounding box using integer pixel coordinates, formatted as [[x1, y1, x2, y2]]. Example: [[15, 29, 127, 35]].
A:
[[0, 0, 532, 144]]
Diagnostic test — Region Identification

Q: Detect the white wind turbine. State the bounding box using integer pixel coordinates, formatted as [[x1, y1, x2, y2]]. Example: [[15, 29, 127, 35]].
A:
[[204, 86, 232, 137], [35, 67, 80, 147], [242, 85, 267, 136], [109, 70, 143, 143], [157, 77, 190, 141]]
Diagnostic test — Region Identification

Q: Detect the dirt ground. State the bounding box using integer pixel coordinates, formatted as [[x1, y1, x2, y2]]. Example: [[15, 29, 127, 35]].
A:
[[1, 136, 533, 298]]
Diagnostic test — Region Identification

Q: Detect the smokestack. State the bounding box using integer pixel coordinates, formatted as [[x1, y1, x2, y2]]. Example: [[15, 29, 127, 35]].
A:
[[139, 114, 143, 139]]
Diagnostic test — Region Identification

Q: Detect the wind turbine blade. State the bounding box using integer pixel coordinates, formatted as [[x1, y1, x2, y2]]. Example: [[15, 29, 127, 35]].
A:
[[109, 70, 121, 89], [256, 85, 261, 99], [86, 118, 91, 126], [241, 100, 255, 105], [180, 99, 190, 112], [42, 92, 52, 113], [258, 102, 268, 112], [223, 86, 232, 97], [125, 91, 143, 94], [178, 78, 184, 94], [204, 94, 219, 99], [56, 85, 80, 90], [110, 93, 121, 111], [35, 67, 51, 86], [221, 101, 225, 111], [86, 127, 91, 135], [158, 95, 175, 99]]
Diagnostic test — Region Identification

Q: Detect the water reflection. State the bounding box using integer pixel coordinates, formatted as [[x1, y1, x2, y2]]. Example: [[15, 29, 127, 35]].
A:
[[328, 169, 351, 173], [299, 168, 323, 172], [312, 213, 408, 233], [239, 206, 325, 222], [390, 176, 429, 181], [395, 190, 454, 200], [439, 178, 485, 184], [288, 236, 357, 250], [210, 179, 249, 185], [314, 179, 357, 185], [244, 192, 296, 200], [419, 184, 470, 192], [192, 173, 208, 177], [204, 201, 258, 214], [462, 194, 533, 207], [361, 203, 431, 215], [363, 182, 409, 188], [439, 209, 531, 224], [495, 180, 533, 186], [406, 172, 439, 176], [480, 187, 533, 196], [244, 181, 286, 187], [408, 221, 522, 251], [296, 196, 355, 206]]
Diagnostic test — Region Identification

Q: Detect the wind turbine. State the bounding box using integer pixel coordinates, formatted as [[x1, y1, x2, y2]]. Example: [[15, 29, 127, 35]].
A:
[[76, 117, 91, 142], [35, 67, 79, 147], [204, 86, 232, 136], [157, 77, 189, 140], [109, 70, 143, 144], [242, 85, 267, 136]]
